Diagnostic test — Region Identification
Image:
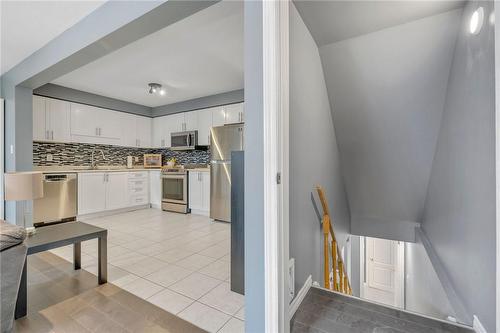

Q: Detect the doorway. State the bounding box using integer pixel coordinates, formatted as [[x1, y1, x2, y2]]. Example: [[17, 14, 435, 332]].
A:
[[360, 236, 405, 308]]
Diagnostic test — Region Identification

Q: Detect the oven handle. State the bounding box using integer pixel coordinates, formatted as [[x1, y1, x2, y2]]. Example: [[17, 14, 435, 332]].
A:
[[161, 174, 186, 180]]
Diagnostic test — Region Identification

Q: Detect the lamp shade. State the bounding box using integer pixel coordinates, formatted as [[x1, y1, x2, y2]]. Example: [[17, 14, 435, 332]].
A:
[[4, 172, 44, 201]]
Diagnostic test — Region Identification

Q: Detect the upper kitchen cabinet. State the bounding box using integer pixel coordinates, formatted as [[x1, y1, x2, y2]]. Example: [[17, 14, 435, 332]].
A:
[[197, 108, 213, 145], [70, 103, 121, 144], [33, 95, 46, 141], [153, 116, 168, 148], [135, 116, 152, 147], [212, 106, 226, 127], [32, 96, 71, 142], [223, 103, 244, 124], [184, 111, 198, 131]]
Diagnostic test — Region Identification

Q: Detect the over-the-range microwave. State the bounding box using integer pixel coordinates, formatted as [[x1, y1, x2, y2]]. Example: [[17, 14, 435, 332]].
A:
[[171, 130, 198, 150]]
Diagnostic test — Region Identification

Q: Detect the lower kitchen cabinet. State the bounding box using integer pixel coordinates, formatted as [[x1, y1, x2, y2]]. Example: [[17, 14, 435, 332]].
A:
[[189, 171, 210, 216], [78, 171, 150, 216], [78, 173, 107, 215], [149, 170, 162, 208], [106, 173, 130, 210]]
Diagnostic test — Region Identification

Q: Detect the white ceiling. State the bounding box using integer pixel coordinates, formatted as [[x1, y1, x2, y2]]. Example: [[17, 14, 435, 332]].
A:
[[293, 0, 465, 46], [53, 1, 244, 108], [0, 0, 105, 75]]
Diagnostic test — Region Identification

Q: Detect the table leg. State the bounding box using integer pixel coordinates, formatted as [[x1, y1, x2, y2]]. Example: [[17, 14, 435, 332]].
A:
[[98, 236, 107, 284], [15, 258, 27, 319], [74, 242, 81, 270]]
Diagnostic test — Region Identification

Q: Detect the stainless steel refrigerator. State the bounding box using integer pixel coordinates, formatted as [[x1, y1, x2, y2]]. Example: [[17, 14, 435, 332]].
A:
[[210, 123, 244, 222]]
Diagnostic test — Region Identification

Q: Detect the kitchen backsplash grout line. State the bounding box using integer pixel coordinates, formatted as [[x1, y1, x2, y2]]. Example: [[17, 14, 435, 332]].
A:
[[33, 141, 210, 167]]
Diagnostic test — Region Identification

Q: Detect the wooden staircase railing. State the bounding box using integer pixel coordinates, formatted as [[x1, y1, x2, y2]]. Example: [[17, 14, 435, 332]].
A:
[[316, 186, 352, 295]]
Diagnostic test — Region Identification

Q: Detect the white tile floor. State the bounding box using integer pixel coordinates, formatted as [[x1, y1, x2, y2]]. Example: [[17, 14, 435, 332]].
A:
[[48, 208, 245, 333]]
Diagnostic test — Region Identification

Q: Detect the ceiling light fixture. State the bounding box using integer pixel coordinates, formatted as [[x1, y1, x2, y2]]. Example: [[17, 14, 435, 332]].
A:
[[469, 7, 484, 35], [148, 83, 166, 96]]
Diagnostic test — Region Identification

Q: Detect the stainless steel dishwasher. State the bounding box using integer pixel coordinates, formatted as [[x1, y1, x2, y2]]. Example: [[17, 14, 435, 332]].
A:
[[33, 173, 77, 226]]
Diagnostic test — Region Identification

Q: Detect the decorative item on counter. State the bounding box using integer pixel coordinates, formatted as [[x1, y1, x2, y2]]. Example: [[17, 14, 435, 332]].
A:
[[166, 158, 176, 168], [144, 154, 162, 168], [127, 156, 134, 169]]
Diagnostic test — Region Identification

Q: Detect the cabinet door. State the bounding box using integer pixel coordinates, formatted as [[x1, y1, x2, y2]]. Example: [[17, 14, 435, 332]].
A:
[[78, 173, 106, 215], [197, 108, 212, 145], [189, 171, 203, 211], [106, 172, 129, 210], [149, 171, 162, 208], [99, 109, 121, 139], [165, 113, 184, 147], [71, 103, 100, 137], [136, 116, 152, 147], [121, 113, 137, 147], [201, 171, 210, 212], [184, 111, 198, 131], [33, 96, 47, 141], [47, 98, 71, 142], [212, 106, 225, 128], [224, 103, 243, 124], [152, 116, 167, 147]]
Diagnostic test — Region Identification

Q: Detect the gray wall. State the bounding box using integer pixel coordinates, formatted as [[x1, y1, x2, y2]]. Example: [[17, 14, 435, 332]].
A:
[[405, 235, 457, 321], [290, 3, 350, 294], [319, 9, 462, 242], [244, 0, 265, 331], [421, 1, 496, 331], [151, 89, 244, 117], [34, 83, 152, 116]]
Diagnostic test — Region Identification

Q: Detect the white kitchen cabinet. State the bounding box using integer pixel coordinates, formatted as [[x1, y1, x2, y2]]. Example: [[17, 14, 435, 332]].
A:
[[136, 116, 152, 147], [197, 108, 213, 145], [32, 96, 71, 142], [188, 170, 210, 216], [46, 98, 71, 142], [149, 170, 162, 208], [121, 113, 137, 147], [33, 96, 46, 141], [224, 103, 244, 124], [78, 173, 107, 215], [71, 103, 121, 143], [106, 173, 130, 210], [78, 171, 150, 216], [184, 111, 198, 131], [164, 113, 185, 147], [153, 116, 168, 148], [212, 106, 226, 128]]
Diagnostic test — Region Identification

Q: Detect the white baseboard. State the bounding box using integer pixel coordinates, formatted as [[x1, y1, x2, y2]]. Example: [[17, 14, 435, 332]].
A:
[[189, 209, 209, 217], [289, 275, 312, 318], [473, 315, 487, 333], [78, 204, 150, 220]]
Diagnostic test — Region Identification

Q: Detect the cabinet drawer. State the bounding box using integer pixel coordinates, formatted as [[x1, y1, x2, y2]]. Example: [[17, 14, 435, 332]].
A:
[[128, 172, 148, 179], [129, 195, 148, 205], [129, 186, 148, 196], [128, 179, 148, 188]]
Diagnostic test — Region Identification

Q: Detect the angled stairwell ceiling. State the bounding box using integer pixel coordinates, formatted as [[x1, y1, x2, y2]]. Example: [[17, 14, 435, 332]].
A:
[[294, 1, 465, 241]]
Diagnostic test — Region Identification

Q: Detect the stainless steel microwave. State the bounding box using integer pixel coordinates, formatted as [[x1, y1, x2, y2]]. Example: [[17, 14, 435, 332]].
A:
[[171, 130, 198, 150]]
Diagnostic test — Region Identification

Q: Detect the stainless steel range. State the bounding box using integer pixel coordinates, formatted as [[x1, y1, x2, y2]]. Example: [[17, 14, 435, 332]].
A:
[[161, 167, 189, 213]]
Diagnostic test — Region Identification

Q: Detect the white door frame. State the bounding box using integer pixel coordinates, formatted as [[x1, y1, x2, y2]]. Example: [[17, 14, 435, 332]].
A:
[[262, 0, 290, 332], [0, 98, 4, 219], [495, 2, 500, 332]]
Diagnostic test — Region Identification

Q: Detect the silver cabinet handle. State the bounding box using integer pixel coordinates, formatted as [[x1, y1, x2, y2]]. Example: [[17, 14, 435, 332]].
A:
[[161, 139, 165, 147], [46, 130, 49, 140], [138, 139, 141, 147], [51, 131, 54, 140]]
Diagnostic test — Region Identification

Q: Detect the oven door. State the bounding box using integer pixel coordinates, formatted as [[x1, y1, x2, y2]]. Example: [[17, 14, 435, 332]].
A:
[[161, 174, 187, 204]]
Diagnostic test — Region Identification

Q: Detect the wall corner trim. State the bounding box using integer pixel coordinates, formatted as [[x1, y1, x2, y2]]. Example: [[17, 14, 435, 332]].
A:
[[473, 315, 487, 333], [289, 275, 312, 318]]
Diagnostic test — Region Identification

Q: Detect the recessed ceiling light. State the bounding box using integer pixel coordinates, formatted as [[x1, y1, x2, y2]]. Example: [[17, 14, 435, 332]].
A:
[[469, 7, 484, 35]]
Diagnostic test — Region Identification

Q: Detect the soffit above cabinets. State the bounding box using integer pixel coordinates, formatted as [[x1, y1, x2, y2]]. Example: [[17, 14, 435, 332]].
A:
[[52, 1, 244, 108], [0, 1, 105, 75], [293, 0, 465, 47]]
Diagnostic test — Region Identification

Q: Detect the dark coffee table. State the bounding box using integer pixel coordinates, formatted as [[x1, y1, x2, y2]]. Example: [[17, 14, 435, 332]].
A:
[[15, 222, 107, 319]]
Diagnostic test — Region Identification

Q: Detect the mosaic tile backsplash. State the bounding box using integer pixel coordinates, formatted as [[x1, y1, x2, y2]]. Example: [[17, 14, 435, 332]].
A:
[[33, 141, 210, 167]]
